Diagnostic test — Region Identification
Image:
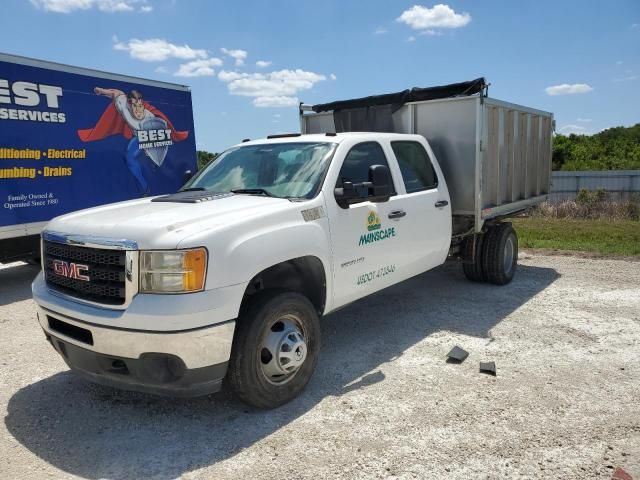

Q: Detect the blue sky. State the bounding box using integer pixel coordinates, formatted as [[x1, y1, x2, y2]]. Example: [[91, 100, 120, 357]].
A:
[[2, 0, 639, 152]]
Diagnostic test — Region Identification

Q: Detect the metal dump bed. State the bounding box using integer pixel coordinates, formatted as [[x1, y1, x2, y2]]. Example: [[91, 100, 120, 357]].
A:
[[300, 88, 553, 235]]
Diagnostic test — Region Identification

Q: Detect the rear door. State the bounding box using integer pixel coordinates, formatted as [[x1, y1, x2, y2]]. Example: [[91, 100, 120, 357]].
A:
[[386, 139, 452, 276]]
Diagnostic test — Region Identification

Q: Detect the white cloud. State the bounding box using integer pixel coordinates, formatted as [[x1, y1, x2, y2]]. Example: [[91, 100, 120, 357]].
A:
[[273, 113, 281, 118], [616, 60, 623, 65], [632, 23, 639, 29], [218, 70, 247, 82], [397, 4, 471, 31], [558, 124, 588, 135], [114, 38, 207, 62], [256, 60, 272, 68], [576, 118, 592, 123], [545, 83, 593, 96], [221, 48, 248, 66], [30, 0, 93, 12], [407, 36, 416, 42], [223, 69, 326, 97], [613, 75, 638, 82], [420, 29, 443, 36], [330, 73, 337, 80], [174, 58, 223, 77], [154, 65, 168, 74], [30, 0, 151, 13], [219, 68, 326, 108], [100, 0, 133, 11], [374, 27, 388, 35], [253, 96, 299, 108]]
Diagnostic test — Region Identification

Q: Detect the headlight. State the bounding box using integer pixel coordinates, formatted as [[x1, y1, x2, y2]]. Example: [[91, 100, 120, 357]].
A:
[[139, 248, 207, 293]]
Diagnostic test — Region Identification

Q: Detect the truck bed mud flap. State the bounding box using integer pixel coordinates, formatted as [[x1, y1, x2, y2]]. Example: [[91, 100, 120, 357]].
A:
[[446, 345, 469, 363], [479, 361, 497, 376]]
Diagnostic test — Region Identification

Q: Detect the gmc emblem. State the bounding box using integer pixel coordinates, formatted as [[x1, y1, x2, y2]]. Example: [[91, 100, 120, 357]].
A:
[[52, 259, 90, 282]]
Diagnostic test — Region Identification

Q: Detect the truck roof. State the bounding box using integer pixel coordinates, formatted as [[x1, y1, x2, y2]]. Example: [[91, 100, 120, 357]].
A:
[[237, 132, 424, 147]]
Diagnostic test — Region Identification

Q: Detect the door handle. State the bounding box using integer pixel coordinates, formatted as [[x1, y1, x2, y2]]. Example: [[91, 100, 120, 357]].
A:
[[435, 200, 449, 208], [388, 210, 407, 219]]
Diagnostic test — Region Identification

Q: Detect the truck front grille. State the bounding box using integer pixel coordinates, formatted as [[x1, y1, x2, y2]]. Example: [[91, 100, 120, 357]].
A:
[[43, 240, 127, 306]]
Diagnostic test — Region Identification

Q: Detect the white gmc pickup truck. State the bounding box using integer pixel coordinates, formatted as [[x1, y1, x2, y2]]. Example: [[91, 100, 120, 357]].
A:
[[33, 82, 553, 408]]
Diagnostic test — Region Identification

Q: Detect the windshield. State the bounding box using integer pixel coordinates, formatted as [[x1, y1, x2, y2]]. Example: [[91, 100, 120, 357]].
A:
[[184, 142, 337, 199]]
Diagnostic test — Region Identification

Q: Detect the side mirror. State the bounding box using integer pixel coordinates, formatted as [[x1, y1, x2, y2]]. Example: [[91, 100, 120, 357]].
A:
[[183, 170, 194, 184], [334, 181, 357, 209], [368, 164, 391, 201], [334, 164, 392, 208]]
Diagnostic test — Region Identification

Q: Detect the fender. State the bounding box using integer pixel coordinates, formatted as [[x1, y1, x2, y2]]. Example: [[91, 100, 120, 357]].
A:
[[177, 195, 335, 315]]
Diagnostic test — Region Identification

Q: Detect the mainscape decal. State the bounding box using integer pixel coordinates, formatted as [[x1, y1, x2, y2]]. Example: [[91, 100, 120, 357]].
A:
[[358, 209, 396, 246], [367, 210, 381, 231]]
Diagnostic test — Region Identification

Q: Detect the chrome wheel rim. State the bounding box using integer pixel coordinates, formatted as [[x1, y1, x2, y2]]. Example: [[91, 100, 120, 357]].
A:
[[503, 234, 515, 275], [259, 314, 308, 385]]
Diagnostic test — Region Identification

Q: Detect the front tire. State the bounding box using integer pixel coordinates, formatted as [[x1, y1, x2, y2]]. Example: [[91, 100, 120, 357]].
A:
[[227, 291, 320, 409]]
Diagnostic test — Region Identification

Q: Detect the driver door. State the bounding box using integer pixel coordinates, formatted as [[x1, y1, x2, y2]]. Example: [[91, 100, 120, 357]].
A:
[[326, 141, 408, 308]]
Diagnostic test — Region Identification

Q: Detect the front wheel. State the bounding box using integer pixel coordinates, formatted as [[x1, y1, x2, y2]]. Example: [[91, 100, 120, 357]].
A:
[[227, 291, 320, 409]]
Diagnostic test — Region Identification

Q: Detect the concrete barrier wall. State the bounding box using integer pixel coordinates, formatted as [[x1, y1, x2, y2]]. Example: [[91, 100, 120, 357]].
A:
[[549, 170, 640, 202]]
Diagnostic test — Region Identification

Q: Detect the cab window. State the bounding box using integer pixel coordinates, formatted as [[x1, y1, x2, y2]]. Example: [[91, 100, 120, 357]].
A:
[[391, 141, 438, 193], [185, 142, 336, 199]]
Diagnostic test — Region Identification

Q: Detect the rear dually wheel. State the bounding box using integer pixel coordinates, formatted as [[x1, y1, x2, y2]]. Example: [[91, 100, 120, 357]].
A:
[[482, 222, 518, 285]]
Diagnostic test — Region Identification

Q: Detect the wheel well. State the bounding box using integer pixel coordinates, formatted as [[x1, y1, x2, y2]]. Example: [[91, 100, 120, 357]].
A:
[[241, 256, 327, 316]]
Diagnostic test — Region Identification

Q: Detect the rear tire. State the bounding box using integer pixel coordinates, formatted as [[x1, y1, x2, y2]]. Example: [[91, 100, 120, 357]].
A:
[[227, 291, 320, 409], [462, 235, 485, 282], [482, 223, 518, 285]]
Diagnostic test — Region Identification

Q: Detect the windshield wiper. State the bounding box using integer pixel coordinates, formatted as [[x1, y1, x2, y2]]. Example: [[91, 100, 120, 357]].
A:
[[180, 187, 207, 192], [231, 188, 276, 197]]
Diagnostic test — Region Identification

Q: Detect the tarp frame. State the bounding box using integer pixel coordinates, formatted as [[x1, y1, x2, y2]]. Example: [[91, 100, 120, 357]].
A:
[[310, 77, 487, 114]]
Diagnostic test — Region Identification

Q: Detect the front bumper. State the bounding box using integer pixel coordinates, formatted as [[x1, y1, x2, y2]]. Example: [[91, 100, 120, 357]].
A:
[[37, 307, 235, 397], [46, 332, 228, 397], [33, 271, 240, 397]]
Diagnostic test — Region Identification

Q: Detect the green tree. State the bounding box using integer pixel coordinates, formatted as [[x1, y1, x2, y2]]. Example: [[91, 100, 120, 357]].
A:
[[197, 150, 219, 170], [552, 123, 640, 171]]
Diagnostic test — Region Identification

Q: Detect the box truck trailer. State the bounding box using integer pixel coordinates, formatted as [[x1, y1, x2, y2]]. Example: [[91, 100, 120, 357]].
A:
[[0, 52, 197, 263]]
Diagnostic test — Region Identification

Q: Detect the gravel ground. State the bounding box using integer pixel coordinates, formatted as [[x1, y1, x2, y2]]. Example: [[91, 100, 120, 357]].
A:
[[1, 253, 639, 480]]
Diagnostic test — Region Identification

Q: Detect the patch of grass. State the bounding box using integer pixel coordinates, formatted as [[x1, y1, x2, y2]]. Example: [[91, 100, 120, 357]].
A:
[[532, 197, 640, 221], [512, 217, 640, 256]]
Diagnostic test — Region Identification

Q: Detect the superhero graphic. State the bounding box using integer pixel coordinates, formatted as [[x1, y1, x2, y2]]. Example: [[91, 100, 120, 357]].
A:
[[78, 88, 189, 194]]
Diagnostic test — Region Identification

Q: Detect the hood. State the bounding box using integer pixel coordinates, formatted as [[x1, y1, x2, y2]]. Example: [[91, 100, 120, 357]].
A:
[[45, 194, 295, 249]]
